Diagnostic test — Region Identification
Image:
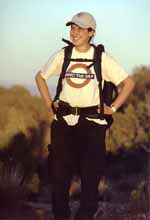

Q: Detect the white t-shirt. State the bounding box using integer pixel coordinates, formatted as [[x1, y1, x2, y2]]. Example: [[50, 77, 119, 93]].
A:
[[40, 46, 128, 125]]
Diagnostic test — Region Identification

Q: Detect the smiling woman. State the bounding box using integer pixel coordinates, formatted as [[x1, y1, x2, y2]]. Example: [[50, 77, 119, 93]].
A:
[[35, 10, 136, 220]]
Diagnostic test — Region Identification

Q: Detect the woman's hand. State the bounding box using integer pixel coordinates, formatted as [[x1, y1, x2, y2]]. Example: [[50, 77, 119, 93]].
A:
[[104, 105, 114, 115], [53, 100, 59, 111], [97, 104, 114, 115]]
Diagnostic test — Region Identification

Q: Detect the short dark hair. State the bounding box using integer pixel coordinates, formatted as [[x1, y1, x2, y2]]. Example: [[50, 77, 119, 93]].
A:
[[87, 27, 93, 32], [88, 27, 94, 42]]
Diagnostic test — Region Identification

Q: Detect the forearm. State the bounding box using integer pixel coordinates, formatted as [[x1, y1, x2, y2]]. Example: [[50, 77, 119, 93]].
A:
[[112, 76, 135, 110], [35, 71, 53, 110]]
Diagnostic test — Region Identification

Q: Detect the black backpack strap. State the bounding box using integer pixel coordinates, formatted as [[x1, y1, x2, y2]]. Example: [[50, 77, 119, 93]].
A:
[[70, 58, 94, 62], [62, 38, 73, 47], [53, 44, 73, 102], [93, 44, 105, 120], [103, 81, 118, 106]]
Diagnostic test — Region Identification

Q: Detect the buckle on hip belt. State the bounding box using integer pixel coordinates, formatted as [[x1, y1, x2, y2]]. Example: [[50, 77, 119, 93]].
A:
[[71, 107, 80, 115]]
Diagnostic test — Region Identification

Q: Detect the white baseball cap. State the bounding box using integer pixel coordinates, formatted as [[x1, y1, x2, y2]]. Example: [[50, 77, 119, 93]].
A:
[[66, 12, 96, 31]]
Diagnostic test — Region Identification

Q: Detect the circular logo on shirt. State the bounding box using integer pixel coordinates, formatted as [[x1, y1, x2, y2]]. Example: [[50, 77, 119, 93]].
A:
[[66, 63, 93, 88]]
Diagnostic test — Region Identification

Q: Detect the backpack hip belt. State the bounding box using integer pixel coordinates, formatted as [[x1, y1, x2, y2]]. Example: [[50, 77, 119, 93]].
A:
[[55, 101, 100, 118]]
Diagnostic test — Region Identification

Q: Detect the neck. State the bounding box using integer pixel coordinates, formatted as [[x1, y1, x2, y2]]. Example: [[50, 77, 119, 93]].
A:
[[75, 44, 91, 52]]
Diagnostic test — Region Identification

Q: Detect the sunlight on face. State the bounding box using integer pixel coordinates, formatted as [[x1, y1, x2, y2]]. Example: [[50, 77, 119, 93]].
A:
[[70, 24, 94, 49]]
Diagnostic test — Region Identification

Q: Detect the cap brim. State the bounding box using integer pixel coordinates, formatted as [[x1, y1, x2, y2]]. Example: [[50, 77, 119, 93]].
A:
[[66, 21, 73, 26], [66, 21, 89, 29]]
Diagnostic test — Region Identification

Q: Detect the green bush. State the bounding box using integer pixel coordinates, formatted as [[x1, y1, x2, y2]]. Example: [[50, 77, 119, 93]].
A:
[[130, 180, 150, 212]]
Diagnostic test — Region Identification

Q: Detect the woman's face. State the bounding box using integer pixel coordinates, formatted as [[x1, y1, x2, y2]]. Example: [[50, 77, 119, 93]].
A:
[[70, 24, 94, 49]]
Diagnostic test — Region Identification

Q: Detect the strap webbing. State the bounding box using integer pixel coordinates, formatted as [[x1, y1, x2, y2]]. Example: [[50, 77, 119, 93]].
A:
[[53, 45, 73, 101], [93, 44, 105, 119], [70, 58, 94, 62]]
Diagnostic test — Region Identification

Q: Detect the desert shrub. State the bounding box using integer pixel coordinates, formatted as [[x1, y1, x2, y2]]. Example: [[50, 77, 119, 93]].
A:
[[0, 161, 27, 216], [130, 180, 150, 212]]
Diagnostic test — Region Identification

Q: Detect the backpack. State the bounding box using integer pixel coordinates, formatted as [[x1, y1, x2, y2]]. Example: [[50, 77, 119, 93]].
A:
[[53, 39, 119, 127]]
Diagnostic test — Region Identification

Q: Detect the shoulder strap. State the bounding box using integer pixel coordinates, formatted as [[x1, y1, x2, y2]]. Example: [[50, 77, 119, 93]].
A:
[[53, 44, 73, 102], [93, 44, 104, 81], [93, 44, 105, 119]]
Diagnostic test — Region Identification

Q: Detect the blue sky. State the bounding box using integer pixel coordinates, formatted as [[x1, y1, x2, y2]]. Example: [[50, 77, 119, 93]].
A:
[[0, 0, 150, 94]]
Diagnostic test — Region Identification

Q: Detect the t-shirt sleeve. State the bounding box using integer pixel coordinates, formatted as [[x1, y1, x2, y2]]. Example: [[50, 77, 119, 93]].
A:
[[40, 49, 64, 80], [102, 52, 129, 85]]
